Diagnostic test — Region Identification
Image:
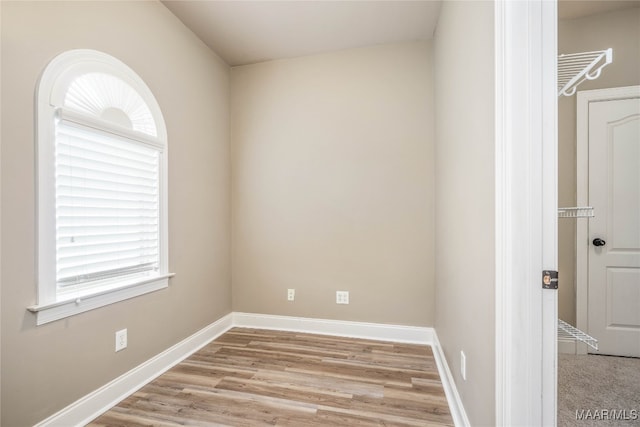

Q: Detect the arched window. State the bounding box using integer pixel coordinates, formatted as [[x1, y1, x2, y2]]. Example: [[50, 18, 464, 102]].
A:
[[30, 50, 172, 325]]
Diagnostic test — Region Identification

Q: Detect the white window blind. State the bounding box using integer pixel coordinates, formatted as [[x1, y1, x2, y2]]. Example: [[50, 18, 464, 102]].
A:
[[55, 118, 160, 292], [64, 72, 157, 137], [32, 49, 170, 325]]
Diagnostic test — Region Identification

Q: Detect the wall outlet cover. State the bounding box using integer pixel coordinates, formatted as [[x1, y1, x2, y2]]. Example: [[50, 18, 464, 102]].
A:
[[115, 329, 127, 352], [336, 291, 349, 304], [460, 350, 467, 381]]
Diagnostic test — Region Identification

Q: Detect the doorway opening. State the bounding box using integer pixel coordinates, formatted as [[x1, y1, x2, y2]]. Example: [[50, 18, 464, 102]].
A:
[[557, 2, 640, 425]]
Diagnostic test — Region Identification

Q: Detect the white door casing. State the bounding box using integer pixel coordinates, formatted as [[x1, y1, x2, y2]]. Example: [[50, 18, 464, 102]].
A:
[[577, 86, 640, 357], [495, 0, 557, 425]]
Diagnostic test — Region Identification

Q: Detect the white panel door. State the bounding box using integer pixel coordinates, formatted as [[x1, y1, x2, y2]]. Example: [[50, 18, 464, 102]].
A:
[[588, 95, 640, 357]]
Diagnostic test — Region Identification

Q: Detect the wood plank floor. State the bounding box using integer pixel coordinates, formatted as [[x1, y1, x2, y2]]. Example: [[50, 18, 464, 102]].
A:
[[89, 328, 454, 426]]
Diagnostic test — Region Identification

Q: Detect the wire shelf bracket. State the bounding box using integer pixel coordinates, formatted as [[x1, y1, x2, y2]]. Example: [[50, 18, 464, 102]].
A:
[[558, 48, 613, 97], [558, 319, 598, 350]]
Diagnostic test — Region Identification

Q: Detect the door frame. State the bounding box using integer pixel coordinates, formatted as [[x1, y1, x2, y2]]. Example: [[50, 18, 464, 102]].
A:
[[576, 85, 640, 355], [495, 0, 558, 425]]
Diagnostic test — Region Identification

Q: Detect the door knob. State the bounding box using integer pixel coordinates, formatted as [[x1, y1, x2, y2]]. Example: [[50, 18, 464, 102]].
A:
[[593, 238, 606, 247]]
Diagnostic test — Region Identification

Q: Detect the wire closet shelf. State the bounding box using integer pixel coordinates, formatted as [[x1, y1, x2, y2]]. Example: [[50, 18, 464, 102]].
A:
[[558, 207, 594, 218], [558, 319, 598, 350], [558, 48, 613, 97], [556, 205, 597, 349], [554, 47, 611, 352]]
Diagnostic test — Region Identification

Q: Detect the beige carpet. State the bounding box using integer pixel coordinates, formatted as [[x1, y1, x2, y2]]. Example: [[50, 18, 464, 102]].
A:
[[558, 353, 640, 426]]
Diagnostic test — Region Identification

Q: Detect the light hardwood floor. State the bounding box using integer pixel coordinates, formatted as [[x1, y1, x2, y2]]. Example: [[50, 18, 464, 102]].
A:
[[89, 328, 454, 426]]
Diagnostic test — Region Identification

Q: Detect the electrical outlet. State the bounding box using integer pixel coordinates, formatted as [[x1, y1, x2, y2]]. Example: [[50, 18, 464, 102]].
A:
[[460, 350, 467, 380], [115, 329, 127, 352], [336, 291, 349, 304], [287, 288, 295, 301]]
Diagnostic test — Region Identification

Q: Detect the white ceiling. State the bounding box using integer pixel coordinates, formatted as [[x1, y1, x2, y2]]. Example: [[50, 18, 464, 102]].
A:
[[162, 0, 640, 67], [162, 1, 442, 67]]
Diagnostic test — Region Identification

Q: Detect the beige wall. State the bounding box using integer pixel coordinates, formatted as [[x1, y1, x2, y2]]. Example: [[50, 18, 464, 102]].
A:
[[558, 6, 640, 325], [231, 42, 435, 326], [434, 2, 495, 425], [0, 1, 231, 425]]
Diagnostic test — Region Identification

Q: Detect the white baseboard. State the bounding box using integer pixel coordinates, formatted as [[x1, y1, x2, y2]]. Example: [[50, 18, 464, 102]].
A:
[[35, 313, 234, 427], [35, 312, 468, 427], [431, 331, 471, 427], [232, 312, 433, 344]]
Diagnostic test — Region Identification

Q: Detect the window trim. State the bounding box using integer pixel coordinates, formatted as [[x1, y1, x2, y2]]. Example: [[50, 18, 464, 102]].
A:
[[30, 49, 171, 325]]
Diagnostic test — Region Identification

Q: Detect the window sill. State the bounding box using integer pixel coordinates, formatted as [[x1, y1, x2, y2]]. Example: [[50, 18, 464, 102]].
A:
[[27, 273, 175, 326]]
